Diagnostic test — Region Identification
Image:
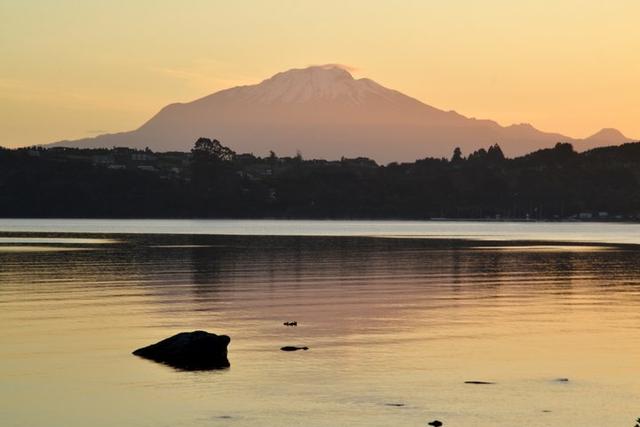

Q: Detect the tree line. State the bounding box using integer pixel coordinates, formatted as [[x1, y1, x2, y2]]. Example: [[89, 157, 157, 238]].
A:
[[1, 138, 639, 220]]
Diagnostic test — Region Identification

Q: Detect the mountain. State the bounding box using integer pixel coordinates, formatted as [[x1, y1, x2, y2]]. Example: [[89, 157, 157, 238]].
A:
[[580, 128, 631, 150], [51, 65, 633, 162]]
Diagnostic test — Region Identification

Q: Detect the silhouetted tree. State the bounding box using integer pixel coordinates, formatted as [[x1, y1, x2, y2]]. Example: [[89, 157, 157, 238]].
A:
[[451, 147, 464, 163], [468, 148, 487, 162], [189, 138, 240, 215], [191, 137, 235, 162], [487, 144, 505, 162]]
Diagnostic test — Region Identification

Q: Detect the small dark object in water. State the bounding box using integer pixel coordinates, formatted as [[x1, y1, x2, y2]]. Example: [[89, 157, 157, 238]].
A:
[[283, 321, 298, 326], [464, 381, 495, 385], [428, 420, 443, 427], [385, 403, 405, 407], [280, 346, 309, 351], [133, 330, 230, 370], [555, 377, 569, 382]]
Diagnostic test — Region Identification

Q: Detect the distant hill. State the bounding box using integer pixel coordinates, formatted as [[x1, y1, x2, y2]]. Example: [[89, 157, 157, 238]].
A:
[[51, 65, 633, 162]]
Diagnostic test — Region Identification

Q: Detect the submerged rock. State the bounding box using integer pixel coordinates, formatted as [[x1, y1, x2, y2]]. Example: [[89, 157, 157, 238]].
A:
[[464, 380, 495, 385], [280, 346, 309, 351], [132, 330, 230, 370], [428, 421, 443, 427]]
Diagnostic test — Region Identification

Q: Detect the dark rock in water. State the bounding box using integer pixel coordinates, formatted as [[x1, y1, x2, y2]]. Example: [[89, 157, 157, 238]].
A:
[[133, 330, 230, 370], [385, 403, 405, 407], [428, 420, 443, 427], [464, 381, 495, 385], [280, 346, 309, 351], [283, 321, 298, 326]]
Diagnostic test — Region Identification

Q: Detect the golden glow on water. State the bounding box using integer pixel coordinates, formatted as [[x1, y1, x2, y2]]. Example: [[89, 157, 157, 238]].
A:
[[469, 245, 612, 252], [1, 229, 640, 426], [149, 245, 220, 248], [0, 237, 118, 244], [2, 219, 640, 245], [0, 245, 92, 253]]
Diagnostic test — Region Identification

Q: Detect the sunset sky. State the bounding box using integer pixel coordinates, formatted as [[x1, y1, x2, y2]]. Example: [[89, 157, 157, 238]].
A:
[[1, 0, 638, 148]]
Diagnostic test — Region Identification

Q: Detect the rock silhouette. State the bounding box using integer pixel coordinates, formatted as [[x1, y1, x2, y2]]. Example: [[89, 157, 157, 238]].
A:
[[464, 381, 495, 385], [280, 346, 309, 351], [133, 330, 230, 370], [428, 421, 443, 426]]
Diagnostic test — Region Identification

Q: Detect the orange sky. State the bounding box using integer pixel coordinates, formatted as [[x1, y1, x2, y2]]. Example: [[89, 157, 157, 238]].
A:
[[1, 0, 638, 148]]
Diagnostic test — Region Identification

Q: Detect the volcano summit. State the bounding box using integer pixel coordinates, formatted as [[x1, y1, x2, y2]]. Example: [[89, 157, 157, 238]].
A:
[[52, 65, 631, 162]]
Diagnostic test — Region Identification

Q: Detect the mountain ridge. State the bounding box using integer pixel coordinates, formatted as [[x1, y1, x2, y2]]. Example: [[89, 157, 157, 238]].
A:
[[51, 65, 633, 162]]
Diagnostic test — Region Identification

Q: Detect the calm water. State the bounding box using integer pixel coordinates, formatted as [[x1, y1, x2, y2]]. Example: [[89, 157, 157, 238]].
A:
[[1, 220, 640, 426], [1, 218, 640, 244]]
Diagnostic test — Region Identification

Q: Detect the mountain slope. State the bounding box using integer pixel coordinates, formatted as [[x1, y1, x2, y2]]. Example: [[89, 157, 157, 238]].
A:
[[52, 65, 633, 162]]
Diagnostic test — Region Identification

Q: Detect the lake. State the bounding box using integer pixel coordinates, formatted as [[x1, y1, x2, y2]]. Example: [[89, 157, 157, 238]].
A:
[[1, 220, 639, 426]]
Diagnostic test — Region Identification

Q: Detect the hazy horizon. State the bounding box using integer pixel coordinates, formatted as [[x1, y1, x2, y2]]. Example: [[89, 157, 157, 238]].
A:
[[1, 1, 639, 149]]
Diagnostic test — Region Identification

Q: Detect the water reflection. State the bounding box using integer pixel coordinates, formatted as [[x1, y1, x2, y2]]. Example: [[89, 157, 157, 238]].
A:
[[1, 234, 640, 427]]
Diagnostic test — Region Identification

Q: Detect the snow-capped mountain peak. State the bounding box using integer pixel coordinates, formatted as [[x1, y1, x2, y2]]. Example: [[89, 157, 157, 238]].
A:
[[51, 64, 633, 162], [228, 65, 405, 105]]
